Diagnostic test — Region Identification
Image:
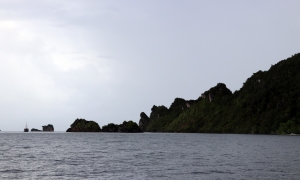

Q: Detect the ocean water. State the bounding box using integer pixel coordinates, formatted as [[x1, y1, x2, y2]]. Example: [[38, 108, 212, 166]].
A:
[[0, 132, 299, 180]]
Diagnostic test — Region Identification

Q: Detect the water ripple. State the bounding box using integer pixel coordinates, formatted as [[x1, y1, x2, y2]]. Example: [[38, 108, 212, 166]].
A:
[[0, 133, 299, 179]]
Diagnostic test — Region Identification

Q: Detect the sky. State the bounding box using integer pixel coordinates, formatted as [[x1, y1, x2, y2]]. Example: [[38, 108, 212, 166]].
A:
[[0, 0, 299, 131]]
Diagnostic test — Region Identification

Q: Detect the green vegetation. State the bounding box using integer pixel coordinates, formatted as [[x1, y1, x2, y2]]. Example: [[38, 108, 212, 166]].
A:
[[102, 120, 142, 133], [140, 53, 300, 134], [66, 118, 101, 132]]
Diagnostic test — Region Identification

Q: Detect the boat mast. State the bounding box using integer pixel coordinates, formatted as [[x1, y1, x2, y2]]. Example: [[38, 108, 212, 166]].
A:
[[24, 122, 29, 132]]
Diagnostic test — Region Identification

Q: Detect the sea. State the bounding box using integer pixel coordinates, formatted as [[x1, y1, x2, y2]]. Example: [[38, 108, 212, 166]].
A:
[[0, 132, 299, 180]]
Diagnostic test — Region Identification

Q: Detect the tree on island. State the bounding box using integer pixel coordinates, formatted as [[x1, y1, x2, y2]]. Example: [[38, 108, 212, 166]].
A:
[[102, 120, 142, 133], [66, 118, 101, 132]]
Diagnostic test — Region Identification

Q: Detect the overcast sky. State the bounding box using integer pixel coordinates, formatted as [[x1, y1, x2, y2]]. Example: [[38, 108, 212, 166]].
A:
[[0, 0, 299, 131]]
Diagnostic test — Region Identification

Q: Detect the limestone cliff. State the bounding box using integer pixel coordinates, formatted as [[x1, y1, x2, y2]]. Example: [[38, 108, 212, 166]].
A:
[[138, 112, 151, 131], [43, 124, 54, 131]]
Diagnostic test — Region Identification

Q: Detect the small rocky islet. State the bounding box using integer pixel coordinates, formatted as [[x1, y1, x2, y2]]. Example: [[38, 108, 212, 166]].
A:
[[25, 124, 54, 132]]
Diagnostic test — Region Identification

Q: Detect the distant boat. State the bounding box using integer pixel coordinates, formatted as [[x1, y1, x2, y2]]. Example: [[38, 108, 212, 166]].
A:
[[24, 123, 29, 132]]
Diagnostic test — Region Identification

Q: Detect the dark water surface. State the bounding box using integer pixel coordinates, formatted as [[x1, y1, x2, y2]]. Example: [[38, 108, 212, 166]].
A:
[[0, 132, 299, 180]]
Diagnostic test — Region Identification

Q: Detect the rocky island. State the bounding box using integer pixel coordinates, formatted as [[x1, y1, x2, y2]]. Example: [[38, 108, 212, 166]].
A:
[[65, 53, 300, 135], [43, 124, 54, 131], [138, 53, 300, 134], [66, 118, 101, 132], [31, 124, 54, 132]]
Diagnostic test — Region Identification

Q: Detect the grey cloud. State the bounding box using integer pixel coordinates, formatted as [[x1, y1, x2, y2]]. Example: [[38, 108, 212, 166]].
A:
[[0, 1, 300, 131]]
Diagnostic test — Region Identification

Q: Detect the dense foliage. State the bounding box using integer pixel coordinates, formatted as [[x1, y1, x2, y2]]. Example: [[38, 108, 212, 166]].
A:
[[102, 120, 142, 133], [66, 118, 101, 132], [140, 53, 300, 134]]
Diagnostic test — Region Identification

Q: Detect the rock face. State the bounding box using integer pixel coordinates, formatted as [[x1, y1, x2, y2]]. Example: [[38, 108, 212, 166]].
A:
[[138, 112, 151, 131], [200, 83, 232, 104], [102, 121, 142, 133], [66, 118, 101, 132], [140, 98, 198, 132], [43, 124, 54, 131]]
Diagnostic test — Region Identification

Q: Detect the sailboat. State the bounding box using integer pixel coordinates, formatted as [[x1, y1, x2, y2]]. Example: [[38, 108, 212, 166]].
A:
[[24, 123, 29, 132]]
